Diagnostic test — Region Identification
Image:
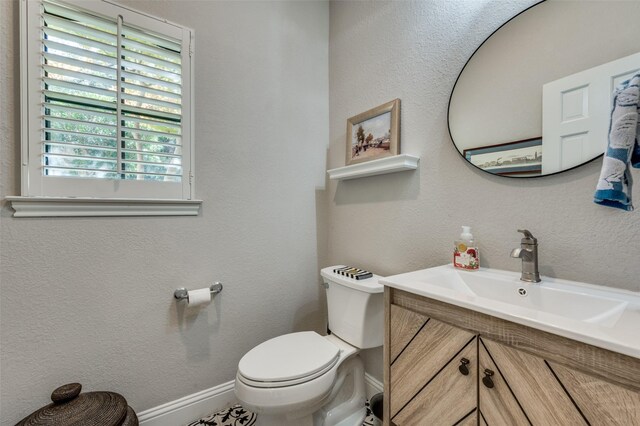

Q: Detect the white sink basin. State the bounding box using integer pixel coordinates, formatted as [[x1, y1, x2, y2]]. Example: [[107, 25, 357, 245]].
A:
[[381, 265, 640, 359], [419, 267, 627, 326]]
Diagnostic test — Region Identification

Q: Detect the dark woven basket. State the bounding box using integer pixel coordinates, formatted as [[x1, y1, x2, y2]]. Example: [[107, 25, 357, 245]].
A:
[[16, 383, 139, 426]]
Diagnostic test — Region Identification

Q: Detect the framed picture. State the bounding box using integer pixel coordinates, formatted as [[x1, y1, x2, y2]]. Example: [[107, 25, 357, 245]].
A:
[[463, 137, 542, 176], [346, 99, 400, 166]]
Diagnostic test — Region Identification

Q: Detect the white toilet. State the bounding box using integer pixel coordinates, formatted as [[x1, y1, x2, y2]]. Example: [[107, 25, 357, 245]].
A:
[[234, 266, 383, 426]]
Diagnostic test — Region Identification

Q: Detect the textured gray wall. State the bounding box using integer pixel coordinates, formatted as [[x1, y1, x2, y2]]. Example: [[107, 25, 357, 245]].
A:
[[3, 0, 640, 422], [0, 1, 328, 423], [328, 0, 640, 380]]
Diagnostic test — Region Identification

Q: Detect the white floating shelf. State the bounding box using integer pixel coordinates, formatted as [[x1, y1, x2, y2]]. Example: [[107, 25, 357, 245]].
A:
[[327, 154, 420, 181]]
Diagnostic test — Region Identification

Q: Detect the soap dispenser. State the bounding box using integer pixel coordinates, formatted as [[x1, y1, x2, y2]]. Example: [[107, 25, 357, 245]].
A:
[[453, 226, 479, 270]]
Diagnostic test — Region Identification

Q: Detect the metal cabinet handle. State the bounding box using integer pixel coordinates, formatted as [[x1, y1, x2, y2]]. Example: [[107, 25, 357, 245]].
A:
[[458, 358, 470, 376], [482, 369, 495, 388]]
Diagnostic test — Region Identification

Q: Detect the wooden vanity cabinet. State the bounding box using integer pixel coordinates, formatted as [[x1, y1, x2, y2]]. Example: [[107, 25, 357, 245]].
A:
[[383, 288, 640, 426]]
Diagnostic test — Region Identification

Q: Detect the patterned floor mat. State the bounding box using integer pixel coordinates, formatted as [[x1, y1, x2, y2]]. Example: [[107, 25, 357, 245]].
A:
[[186, 404, 257, 426], [186, 400, 378, 426], [363, 399, 377, 426]]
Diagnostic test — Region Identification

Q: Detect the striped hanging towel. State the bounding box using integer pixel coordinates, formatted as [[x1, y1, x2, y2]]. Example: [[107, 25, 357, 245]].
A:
[[594, 73, 640, 211]]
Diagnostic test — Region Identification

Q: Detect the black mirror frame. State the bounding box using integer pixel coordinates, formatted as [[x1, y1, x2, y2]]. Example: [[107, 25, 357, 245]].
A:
[[446, 0, 604, 179]]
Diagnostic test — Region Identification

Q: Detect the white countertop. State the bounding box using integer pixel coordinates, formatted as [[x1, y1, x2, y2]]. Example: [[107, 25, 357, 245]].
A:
[[380, 264, 640, 359]]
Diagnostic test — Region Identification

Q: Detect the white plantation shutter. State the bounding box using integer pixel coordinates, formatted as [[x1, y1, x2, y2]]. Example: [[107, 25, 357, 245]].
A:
[[41, 1, 119, 179], [23, 0, 193, 199], [119, 21, 183, 182]]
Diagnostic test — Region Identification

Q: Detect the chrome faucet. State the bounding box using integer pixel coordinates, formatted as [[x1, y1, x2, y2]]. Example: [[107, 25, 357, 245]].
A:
[[510, 229, 541, 283]]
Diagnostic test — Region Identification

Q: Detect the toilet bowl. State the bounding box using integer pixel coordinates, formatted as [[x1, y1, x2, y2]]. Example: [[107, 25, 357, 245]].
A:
[[234, 266, 384, 426], [235, 332, 364, 426]]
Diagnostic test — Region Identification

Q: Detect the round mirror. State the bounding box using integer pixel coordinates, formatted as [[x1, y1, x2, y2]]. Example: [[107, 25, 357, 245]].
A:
[[448, 0, 640, 177]]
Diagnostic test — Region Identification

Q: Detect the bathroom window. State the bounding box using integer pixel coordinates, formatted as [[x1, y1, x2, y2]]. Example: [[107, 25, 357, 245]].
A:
[[21, 0, 194, 201]]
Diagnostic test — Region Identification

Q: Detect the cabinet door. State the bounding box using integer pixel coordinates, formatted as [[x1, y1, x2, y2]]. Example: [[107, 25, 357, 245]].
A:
[[389, 305, 477, 425], [478, 339, 529, 426], [393, 337, 477, 426], [456, 410, 477, 426], [549, 361, 640, 425], [479, 338, 587, 425]]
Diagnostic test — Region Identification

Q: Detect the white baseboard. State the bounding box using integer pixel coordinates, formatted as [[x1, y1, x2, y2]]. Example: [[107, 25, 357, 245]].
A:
[[364, 373, 383, 399], [137, 380, 236, 426], [137, 373, 383, 426]]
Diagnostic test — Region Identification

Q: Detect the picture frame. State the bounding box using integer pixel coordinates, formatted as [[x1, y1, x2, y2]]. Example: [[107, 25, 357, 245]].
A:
[[346, 99, 400, 166], [463, 137, 542, 176]]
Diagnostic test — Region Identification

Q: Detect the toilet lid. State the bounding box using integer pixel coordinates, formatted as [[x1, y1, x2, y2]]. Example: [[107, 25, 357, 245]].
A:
[[238, 332, 340, 384]]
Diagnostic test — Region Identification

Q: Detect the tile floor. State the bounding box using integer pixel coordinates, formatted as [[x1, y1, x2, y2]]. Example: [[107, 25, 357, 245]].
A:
[[186, 400, 378, 426]]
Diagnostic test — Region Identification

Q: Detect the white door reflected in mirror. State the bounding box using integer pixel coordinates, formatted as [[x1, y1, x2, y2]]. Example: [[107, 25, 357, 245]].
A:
[[542, 52, 640, 175]]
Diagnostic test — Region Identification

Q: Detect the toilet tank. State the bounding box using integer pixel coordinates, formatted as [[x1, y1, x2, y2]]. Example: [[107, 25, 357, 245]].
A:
[[320, 266, 384, 349]]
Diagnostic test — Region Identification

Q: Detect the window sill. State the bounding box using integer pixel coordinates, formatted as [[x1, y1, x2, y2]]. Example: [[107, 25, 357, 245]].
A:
[[5, 196, 202, 217]]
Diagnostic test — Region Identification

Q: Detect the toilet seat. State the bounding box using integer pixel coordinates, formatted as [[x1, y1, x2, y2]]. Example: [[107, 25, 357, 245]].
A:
[[237, 331, 340, 388]]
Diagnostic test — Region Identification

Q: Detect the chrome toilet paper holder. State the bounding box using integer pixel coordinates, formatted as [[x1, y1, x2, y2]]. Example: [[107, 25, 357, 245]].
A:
[[174, 282, 223, 302]]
